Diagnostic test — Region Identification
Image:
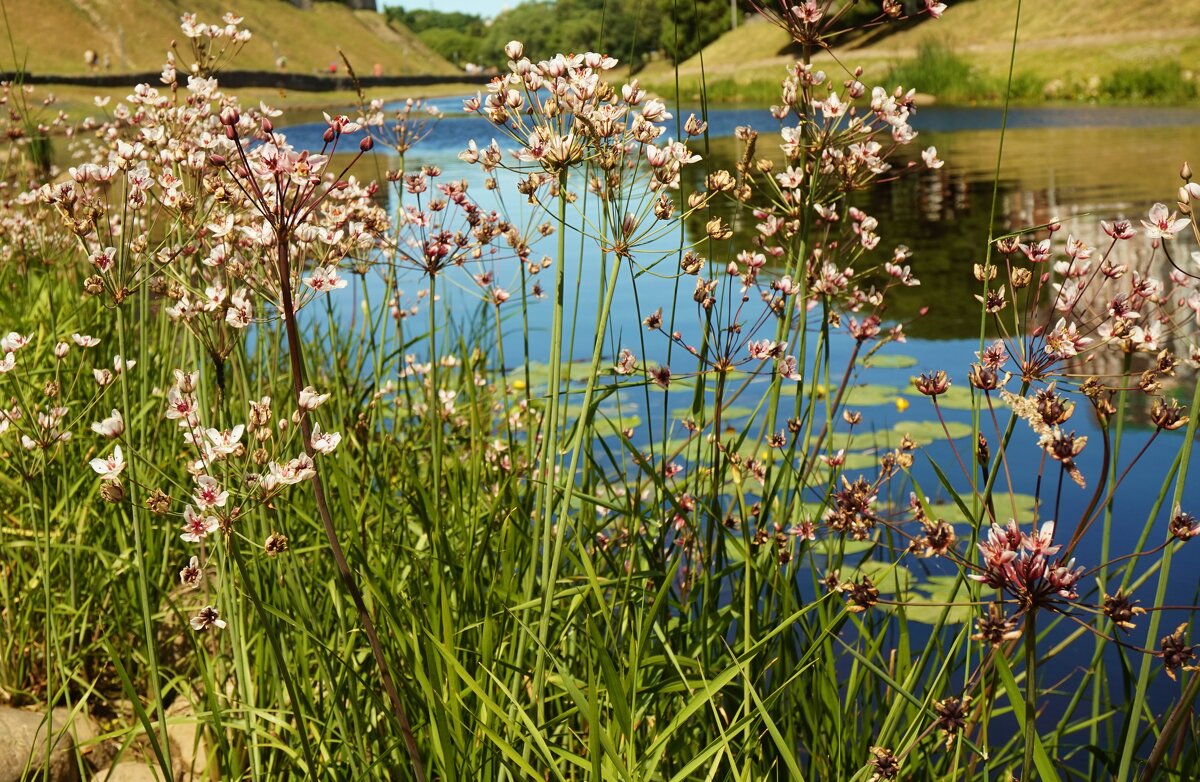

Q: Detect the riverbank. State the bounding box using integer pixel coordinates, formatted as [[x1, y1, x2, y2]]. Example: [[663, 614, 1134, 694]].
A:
[[638, 3, 1200, 107]]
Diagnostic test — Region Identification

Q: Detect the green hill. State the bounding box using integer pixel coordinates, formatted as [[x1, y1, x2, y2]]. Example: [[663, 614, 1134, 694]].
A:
[[639, 0, 1200, 104], [0, 0, 458, 77]]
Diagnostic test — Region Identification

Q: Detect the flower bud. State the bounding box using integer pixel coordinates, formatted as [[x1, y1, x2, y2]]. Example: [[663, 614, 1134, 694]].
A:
[[504, 40, 524, 60], [1182, 161, 1192, 181], [219, 107, 239, 126], [323, 127, 336, 144], [262, 117, 273, 133], [360, 136, 374, 152]]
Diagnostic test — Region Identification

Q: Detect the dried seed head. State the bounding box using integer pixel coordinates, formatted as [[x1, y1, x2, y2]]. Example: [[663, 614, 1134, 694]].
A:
[[932, 696, 970, 749], [99, 479, 125, 504], [914, 370, 951, 397], [973, 263, 997, 281], [1159, 624, 1197, 681], [995, 236, 1021, 255], [705, 217, 733, 241], [842, 575, 880, 613], [973, 604, 1021, 646], [1035, 384, 1074, 427], [968, 363, 1004, 391], [867, 746, 900, 781], [1102, 590, 1146, 631], [1169, 508, 1199, 541], [264, 531, 289, 557], [1010, 267, 1032, 289], [1150, 398, 1189, 431], [145, 488, 171, 515]]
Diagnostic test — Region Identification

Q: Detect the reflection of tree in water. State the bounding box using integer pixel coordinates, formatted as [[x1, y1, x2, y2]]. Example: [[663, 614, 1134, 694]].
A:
[[677, 135, 1007, 339], [677, 134, 1199, 353]]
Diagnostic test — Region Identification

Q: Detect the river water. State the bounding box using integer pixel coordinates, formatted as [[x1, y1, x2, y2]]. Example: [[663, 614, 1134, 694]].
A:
[[287, 100, 1200, 718]]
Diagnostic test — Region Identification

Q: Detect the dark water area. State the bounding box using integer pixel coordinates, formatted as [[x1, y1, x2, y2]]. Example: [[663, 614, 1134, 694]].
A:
[[286, 101, 1200, 725]]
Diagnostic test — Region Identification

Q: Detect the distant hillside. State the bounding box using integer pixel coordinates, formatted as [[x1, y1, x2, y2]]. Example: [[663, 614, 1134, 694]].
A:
[[639, 0, 1200, 104], [0, 0, 458, 77]]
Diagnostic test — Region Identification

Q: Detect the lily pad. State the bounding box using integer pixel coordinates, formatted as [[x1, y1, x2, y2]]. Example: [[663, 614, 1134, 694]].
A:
[[842, 384, 904, 407], [890, 420, 974, 445], [859, 353, 919, 369], [927, 493, 1040, 528], [840, 561, 913, 594], [899, 575, 975, 625]]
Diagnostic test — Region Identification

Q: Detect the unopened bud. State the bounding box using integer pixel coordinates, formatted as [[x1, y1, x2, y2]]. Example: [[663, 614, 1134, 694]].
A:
[[261, 117, 273, 133], [323, 127, 336, 144], [360, 136, 374, 152], [224, 125, 236, 140], [1182, 161, 1192, 181], [210, 154, 225, 166]]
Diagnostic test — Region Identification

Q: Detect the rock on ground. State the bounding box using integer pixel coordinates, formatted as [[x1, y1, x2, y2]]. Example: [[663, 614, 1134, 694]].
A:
[[91, 763, 167, 782], [0, 706, 81, 782]]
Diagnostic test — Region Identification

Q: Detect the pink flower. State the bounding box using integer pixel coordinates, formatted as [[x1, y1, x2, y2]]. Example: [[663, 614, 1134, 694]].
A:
[[89, 445, 126, 480], [298, 386, 330, 411], [88, 247, 117, 273], [925, 0, 948, 18], [193, 475, 229, 509], [165, 387, 197, 424], [1101, 219, 1135, 240], [1044, 318, 1091, 359], [302, 265, 348, 293], [180, 505, 219, 542], [91, 409, 124, 439], [615, 349, 636, 375], [179, 556, 203, 590], [205, 425, 245, 457], [1141, 203, 1189, 240], [0, 332, 30, 353], [189, 605, 226, 631], [310, 423, 342, 455]]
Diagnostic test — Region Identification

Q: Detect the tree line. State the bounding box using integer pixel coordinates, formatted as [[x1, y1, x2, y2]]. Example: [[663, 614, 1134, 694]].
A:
[[384, 0, 753, 72]]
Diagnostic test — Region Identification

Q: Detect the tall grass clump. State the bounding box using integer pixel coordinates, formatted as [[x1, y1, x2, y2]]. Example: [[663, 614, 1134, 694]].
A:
[[884, 39, 991, 103], [0, 3, 1198, 781], [1100, 63, 1199, 103]]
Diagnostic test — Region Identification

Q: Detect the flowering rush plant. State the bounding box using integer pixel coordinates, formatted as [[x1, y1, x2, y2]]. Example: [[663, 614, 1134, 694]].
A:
[[0, 5, 1197, 782]]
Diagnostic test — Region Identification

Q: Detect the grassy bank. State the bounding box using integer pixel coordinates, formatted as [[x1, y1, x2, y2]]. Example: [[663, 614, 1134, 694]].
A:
[[639, 0, 1200, 106]]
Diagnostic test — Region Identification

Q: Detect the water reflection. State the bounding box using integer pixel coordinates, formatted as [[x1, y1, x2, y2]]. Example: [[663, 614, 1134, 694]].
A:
[[681, 122, 1200, 339]]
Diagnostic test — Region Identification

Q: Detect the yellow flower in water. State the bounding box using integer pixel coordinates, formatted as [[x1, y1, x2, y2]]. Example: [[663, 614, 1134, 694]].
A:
[[895, 397, 910, 413], [512, 379, 526, 391]]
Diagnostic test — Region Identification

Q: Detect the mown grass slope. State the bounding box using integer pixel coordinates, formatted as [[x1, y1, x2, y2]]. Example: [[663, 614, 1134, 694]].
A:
[[0, 0, 457, 76], [640, 0, 1200, 103]]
